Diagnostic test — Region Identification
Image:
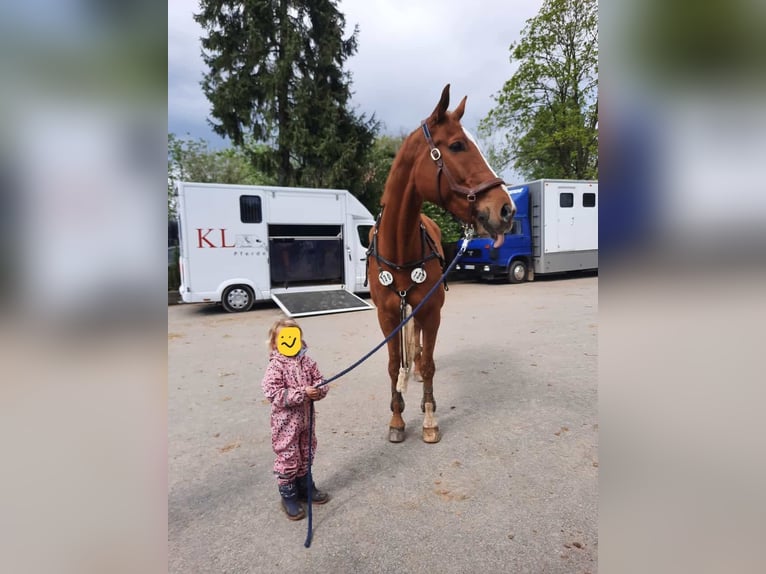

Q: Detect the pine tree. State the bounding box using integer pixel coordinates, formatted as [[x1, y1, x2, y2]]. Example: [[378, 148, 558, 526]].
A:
[[195, 0, 378, 188]]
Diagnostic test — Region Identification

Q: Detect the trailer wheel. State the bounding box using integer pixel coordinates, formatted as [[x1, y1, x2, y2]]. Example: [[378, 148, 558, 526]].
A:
[[221, 285, 255, 313], [507, 260, 528, 284]]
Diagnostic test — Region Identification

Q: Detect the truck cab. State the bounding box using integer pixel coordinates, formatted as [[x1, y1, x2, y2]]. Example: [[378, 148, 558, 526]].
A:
[[455, 186, 532, 283]]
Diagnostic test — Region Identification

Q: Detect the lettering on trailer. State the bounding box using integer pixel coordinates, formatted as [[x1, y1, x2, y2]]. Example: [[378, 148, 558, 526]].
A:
[[196, 228, 235, 248], [195, 228, 262, 256]]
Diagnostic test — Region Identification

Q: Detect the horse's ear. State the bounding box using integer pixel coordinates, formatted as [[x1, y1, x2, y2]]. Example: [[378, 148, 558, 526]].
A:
[[428, 84, 451, 125], [453, 96, 467, 121]]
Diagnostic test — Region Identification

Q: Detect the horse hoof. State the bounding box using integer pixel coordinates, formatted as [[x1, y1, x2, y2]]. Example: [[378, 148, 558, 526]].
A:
[[389, 427, 406, 443], [422, 426, 441, 443]]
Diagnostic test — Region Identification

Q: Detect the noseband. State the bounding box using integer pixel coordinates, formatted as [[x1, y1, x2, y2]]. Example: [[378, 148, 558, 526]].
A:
[[420, 121, 506, 216]]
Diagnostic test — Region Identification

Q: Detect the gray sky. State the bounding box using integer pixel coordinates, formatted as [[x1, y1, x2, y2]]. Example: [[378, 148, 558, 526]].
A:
[[169, 0, 543, 173]]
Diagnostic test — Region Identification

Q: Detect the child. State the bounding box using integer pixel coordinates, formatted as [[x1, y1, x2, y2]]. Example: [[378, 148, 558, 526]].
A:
[[261, 318, 330, 520]]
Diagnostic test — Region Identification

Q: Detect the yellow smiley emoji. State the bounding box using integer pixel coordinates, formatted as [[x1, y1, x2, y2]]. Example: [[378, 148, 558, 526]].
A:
[[277, 326, 302, 357]]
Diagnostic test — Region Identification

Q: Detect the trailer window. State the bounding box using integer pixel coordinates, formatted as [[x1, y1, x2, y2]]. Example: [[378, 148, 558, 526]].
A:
[[239, 195, 262, 223], [559, 193, 574, 208], [269, 224, 340, 237], [583, 192, 596, 207], [357, 225, 372, 248]]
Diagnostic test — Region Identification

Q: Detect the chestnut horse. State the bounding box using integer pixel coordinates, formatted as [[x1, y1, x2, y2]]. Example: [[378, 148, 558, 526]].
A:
[[367, 84, 516, 443]]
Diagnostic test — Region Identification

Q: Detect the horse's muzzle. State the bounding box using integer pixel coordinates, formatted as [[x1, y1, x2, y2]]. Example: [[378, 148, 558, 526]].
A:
[[501, 202, 516, 223], [476, 202, 515, 247]]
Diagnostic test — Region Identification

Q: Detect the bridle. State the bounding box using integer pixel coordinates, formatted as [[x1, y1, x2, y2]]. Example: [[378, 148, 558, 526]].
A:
[[420, 120, 506, 218], [364, 120, 506, 296]]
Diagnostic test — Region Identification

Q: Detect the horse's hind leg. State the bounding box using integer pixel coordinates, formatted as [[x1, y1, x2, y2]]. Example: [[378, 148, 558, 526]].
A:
[[412, 323, 424, 382]]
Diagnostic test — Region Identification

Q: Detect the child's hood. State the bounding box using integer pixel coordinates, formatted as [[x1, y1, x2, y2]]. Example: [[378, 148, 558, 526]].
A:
[[268, 343, 310, 365]]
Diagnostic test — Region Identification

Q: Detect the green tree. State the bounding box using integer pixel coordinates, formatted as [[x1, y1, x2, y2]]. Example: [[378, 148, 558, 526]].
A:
[[167, 133, 274, 218], [355, 134, 403, 215], [480, 0, 598, 180], [194, 0, 379, 189], [421, 203, 464, 244]]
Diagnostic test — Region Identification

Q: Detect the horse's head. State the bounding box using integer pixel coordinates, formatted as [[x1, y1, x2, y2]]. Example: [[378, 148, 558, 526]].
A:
[[414, 84, 515, 247]]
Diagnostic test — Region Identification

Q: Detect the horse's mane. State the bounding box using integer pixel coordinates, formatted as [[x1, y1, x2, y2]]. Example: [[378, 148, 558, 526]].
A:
[[379, 128, 422, 207]]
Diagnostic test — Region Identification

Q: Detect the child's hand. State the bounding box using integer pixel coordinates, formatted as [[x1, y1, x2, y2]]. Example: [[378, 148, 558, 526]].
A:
[[305, 386, 321, 401]]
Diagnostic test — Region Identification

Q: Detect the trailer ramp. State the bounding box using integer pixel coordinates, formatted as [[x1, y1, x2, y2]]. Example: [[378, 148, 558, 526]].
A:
[[271, 288, 374, 318]]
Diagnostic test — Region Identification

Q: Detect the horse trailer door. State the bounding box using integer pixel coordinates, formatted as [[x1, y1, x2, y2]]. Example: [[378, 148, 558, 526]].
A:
[[575, 182, 598, 251], [547, 182, 578, 253]]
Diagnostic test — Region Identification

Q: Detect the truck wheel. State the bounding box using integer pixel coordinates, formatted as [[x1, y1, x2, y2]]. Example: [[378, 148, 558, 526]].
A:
[[221, 285, 255, 313], [507, 260, 528, 284]]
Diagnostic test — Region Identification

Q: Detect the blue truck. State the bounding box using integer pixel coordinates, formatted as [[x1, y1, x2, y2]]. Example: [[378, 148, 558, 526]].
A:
[[454, 179, 598, 283]]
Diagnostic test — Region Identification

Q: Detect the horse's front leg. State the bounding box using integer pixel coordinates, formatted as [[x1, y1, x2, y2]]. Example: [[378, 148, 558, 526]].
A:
[[387, 340, 406, 442], [418, 314, 441, 443]]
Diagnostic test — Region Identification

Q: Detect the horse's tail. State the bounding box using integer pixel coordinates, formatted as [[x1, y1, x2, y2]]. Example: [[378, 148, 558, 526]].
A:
[[396, 304, 416, 394]]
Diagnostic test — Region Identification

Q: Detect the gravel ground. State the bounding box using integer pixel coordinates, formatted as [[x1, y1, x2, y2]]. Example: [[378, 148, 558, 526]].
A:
[[168, 276, 598, 574]]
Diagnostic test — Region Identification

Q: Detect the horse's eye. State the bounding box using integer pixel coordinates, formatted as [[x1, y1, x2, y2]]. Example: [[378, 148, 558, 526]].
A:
[[448, 141, 466, 152]]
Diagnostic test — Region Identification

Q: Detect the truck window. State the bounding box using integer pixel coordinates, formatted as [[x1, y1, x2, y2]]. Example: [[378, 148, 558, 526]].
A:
[[357, 225, 372, 248], [509, 220, 522, 235], [239, 195, 262, 223], [559, 193, 574, 208], [583, 192, 596, 207]]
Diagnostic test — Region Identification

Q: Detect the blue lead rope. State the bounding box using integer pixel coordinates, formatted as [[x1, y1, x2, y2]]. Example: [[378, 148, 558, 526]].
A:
[[303, 235, 471, 547], [304, 401, 315, 547]]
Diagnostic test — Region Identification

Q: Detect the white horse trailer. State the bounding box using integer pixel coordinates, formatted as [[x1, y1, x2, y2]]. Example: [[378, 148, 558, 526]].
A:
[[529, 179, 598, 276], [175, 182, 376, 317]]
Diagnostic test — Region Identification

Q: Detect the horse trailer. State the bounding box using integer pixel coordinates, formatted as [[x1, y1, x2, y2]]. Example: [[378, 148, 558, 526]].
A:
[[175, 182, 376, 317], [454, 179, 598, 283]]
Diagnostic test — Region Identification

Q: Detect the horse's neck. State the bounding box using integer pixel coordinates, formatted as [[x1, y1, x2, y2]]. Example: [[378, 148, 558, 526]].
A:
[[381, 198, 423, 262], [379, 160, 425, 265]]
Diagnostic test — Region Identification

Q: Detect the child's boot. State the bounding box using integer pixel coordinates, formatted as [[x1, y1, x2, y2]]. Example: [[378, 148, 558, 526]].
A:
[[296, 474, 329, 505], [278, 481, 306, 520]]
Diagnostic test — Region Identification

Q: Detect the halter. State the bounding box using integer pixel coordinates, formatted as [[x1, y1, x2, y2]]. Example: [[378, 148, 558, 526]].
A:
[[420, 120, 506, 218]]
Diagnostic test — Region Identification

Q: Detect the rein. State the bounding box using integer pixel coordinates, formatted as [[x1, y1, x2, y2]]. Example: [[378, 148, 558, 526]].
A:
[[303, 227, 475, 548], [420, 120, 506, 217]]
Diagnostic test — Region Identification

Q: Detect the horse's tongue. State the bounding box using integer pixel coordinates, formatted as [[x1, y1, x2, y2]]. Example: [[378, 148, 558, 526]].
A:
[[493, 234, 505, 248]]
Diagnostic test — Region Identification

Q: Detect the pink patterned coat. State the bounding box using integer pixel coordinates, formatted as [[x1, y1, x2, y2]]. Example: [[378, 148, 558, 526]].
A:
[[261, 348, 328, 484]]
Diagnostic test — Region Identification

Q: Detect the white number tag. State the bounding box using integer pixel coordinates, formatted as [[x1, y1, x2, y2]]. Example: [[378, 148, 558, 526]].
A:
[[411, 267, 427, 284], [378, 270, 394, 286]]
